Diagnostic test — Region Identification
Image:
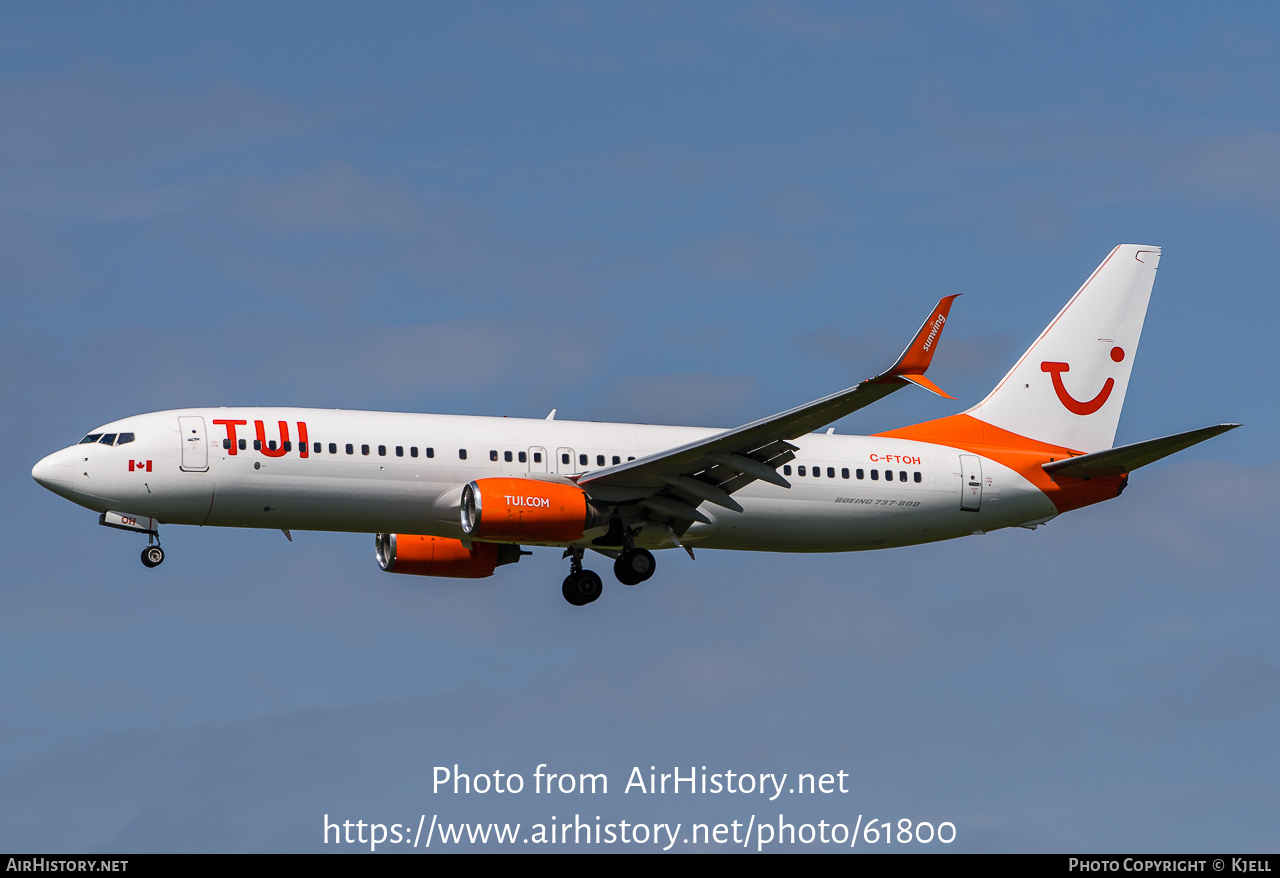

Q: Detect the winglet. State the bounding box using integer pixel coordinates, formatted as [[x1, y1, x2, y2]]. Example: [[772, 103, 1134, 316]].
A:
[[900, 373, 955, 399], [875, 294, 959, 395]]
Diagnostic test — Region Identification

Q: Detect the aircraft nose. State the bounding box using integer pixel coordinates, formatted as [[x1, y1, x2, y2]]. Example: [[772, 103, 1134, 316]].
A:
[[32, 448, 76, 497]]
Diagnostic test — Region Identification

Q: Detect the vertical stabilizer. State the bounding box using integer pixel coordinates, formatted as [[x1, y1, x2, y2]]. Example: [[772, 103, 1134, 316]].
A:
[[967, 244, 1160, 453]]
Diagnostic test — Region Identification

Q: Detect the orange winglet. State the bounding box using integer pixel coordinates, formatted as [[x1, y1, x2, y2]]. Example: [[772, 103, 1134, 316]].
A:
[[899, 373, 955, 399], [876, 294, 959, 396], [890, 294, 958, 375]]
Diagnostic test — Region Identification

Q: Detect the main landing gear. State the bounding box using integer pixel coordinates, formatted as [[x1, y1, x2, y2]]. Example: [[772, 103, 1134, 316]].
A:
[[561, 548, 603, 607], [613, 527, 656, 587], [561, 534, 660, 605], [614, 547, 655, 586]]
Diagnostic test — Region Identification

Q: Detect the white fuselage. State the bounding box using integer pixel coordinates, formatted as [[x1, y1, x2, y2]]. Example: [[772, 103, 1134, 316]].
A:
[[34, 408, 1058, 553]]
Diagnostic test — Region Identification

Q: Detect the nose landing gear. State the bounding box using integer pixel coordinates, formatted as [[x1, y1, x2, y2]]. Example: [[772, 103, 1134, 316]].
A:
[[140, 530, 164, 568], [561, 548, 602, 606]]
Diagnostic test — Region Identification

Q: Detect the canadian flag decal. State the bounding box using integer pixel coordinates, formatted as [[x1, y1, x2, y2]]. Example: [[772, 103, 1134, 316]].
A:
[[128, 460, 153, 472]]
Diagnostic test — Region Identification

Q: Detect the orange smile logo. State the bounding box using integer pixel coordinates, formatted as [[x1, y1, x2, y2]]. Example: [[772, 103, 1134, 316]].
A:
[[1041, 347, 1124, 415]]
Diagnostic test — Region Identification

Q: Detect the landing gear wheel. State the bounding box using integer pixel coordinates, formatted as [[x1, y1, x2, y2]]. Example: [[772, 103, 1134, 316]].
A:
[[614, 548, 655, 586], [562, 570, 603, 606], [141, 545, 165, 568]]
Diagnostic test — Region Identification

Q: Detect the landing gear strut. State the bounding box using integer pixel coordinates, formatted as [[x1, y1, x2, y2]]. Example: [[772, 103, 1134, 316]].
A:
[[561, 548, 602, 606]]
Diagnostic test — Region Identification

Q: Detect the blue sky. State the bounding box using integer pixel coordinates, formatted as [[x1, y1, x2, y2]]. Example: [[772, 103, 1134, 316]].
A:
[[3, 2, 1277, 852]]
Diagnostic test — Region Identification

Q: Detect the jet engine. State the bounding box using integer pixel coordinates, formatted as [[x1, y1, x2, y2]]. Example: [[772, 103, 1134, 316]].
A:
[[460, 477, 604, 543], [375, 533, 524, 578]]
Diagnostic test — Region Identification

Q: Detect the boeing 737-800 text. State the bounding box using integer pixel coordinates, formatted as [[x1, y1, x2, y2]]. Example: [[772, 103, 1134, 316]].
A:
[[32, 245, 1237, 605]]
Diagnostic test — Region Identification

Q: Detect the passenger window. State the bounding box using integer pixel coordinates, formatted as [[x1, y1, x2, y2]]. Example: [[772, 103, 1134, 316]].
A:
[[519, 451, 527, 463], [596, 454, 605, 466], [458, 449, 467, 460], [362, 444, 370, 455], [346, 444, 354, 455], [490, 450, 498, 461], [504, 451, 513, 462], [813, 467, 820, 478], [80, 434, 103, 444], [378, 445, 386, 456], [856, 468, 864, 479], [612, 455, 620, 465], [798, 466, 806, 476], [841, 468, 849, 479], [899, 471, 907, 481], [223, 438, 231, 450], [579, 453, 588, 466], [871, 469, 879, 480], [410, 446, 418, 458], [426, 447, 434, 458], [783, 465, 792, 475], [313, 442, 321, 453], [531, 451, 539, 463], [239, 439, 246, 450], [330, 443, 337, 454], [913, 472, 922, 483], [100, 434, 117, 445], [628, 456, 635, 461], [117, 433, 134, 445], [283, 441, 292, 451], [562, 453, 570, 465], [395, 446, 403, 457], [827, 467, 835, 478]]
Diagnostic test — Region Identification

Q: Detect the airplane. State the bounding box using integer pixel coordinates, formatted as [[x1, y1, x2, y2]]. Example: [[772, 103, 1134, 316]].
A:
[[31, 244, 1238, 606]]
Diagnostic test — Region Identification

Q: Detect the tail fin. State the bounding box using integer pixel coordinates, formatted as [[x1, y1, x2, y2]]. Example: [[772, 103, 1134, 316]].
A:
[[967, 244, 1161, 453]]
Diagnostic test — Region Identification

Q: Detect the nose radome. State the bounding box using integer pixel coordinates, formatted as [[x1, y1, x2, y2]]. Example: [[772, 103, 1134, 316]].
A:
[[32, 448, 76, 497]]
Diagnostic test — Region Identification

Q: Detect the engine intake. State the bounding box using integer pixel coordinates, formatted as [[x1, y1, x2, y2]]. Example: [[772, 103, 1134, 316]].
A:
[[375, 533, 523, 578], [460, 477, 601, 544]]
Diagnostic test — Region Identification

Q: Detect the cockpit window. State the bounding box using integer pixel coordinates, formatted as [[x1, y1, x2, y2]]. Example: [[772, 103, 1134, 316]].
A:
[[80, 434, 102, 444], [99, 433, 118, 445], [116, 433, 135, 445]]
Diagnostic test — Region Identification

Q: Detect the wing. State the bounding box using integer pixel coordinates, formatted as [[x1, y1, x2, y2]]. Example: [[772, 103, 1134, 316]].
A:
[[578, 295, 960, 528], [1041, 424, 1240, 479]]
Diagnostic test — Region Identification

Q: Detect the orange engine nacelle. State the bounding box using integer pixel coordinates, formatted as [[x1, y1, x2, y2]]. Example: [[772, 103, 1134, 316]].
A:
[[461, 477, 598, 544], [375, 533, 523, 578]]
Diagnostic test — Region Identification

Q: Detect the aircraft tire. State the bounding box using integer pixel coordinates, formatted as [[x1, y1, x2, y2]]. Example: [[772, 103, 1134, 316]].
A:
[[562, 570, 603, 606], [614, 548, 655, 586], [141, 546, 165, 568]]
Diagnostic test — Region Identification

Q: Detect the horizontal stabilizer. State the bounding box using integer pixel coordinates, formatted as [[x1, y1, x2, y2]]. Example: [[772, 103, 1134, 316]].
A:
[[1042, 424, 1240, 479]]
